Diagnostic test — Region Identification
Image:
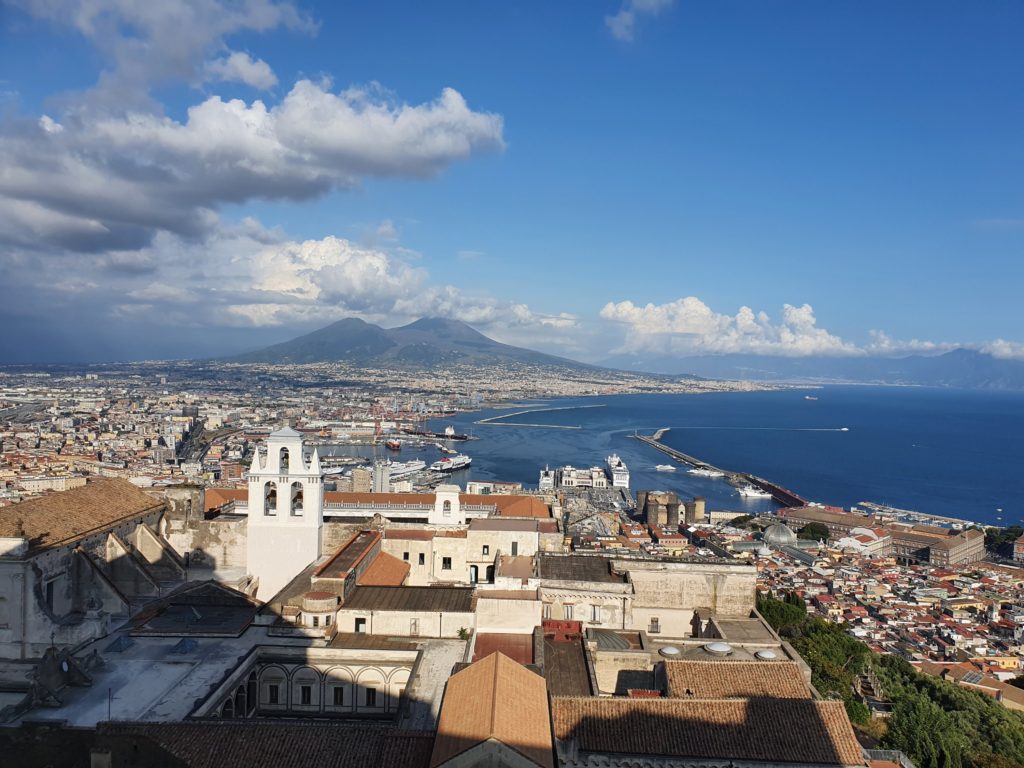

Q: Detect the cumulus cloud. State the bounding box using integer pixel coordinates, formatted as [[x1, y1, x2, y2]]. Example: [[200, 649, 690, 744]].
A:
[[605, 0, 673, 42], [9, 0, 315, 106], [0, 81, 504, 254], [864, 331, 954, 357], [204, 52, 278, 89], [983, 340, 1024, 360], [2, 216, 572, 343], [600, 297, 861, 357]]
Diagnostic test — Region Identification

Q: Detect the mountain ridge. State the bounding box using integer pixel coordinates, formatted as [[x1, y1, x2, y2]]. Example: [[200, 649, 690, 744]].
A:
[[226, 316, 597, 369], [598, 347, 1024, 390]]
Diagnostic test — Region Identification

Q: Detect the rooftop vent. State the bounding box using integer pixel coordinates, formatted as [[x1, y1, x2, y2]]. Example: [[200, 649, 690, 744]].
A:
[[754, 649, 778, 661], [703, 642, 733, 657], [659, 646, 681, 658]]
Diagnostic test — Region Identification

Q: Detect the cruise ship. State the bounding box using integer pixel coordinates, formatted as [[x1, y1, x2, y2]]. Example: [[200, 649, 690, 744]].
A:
[[430, 454, 472, 473], [388, 459, 426, 479], [605, 454, 630, 488]]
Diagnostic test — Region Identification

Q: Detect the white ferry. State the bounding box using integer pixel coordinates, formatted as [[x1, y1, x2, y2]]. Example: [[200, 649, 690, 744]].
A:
[[430, 454, 472, 473], [689, 468, 725, 478], [738, 484, 773, 498], [605, 454, 631, 488]]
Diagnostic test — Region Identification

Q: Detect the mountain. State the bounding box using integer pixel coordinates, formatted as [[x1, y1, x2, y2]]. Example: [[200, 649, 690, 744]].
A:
[[227, 317, 594, 369], [599, 348, 1024, 390]]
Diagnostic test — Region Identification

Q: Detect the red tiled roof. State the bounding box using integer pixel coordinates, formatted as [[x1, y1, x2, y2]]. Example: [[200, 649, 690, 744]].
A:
[[664, 661, 812, 700], [431, 652, 553, 768], [0, 478, 164, 554], [357, 552, 411, 587], [551, 697, 864, 765]]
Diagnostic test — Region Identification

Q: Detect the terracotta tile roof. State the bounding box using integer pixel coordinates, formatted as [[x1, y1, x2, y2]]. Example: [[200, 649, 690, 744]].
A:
[[96, 722, 433, 768], [0, 478, 164, 554], [431, 652, 553, 768], [665, 661, 811, 700], [358, 551, 411, 586], [551, 697, 864, 766], [324, 491, 552, 518], [204, 487, 246, 512], [473, 633, 535, 664]]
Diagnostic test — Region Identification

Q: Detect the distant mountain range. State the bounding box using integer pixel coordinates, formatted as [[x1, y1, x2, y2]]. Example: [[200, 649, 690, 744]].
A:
[[225, 317, 1024, 390], [599, 348, 1024, 390], [227, 317, 595, 369]]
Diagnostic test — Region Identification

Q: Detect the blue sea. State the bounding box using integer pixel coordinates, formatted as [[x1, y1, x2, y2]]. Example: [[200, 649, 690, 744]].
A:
[[424, 386, 1024, 527]]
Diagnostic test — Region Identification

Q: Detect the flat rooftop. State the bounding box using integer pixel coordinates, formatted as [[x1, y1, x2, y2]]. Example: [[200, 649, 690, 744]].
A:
[[536, 553, 627, 584], [342, 586, 475, 613]]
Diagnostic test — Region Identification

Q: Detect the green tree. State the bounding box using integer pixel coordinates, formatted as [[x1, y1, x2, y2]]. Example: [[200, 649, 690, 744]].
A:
[[798, 522, 830, 541]]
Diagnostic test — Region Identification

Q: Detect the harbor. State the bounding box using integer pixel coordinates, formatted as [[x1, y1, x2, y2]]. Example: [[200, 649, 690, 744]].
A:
[[632, 428, 808, 508]]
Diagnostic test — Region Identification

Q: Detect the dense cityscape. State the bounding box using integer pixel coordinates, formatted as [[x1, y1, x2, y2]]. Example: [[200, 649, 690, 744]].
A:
[[1, 361, 1023, 768], [3, 2, 1024, 767]]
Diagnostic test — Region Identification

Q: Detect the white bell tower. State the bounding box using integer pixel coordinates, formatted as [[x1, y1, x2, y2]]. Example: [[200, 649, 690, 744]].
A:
[[246, 427, 324, 600]]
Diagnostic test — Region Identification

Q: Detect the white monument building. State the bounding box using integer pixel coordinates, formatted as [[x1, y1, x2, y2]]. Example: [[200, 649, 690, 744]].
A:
[[246, 427, 324, 600]]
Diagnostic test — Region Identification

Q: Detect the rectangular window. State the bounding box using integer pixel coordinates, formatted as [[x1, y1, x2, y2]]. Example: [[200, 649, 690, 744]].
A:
[[268, 684, 279, 705], [366, 688, 377, 707], [418, 553, 425, 565], [403, 551, 410, 561], [333, 687, 344, 706], [442, 557, 452, 570], [355, 618, 366, 633], [511, 541, 519, 556], [649, 617, 661, 634], [543, 604, 552, 620], [325, 615, 332, 626], [591, 604, 601, 623], [482, 545, 489, 556], [312, 615, 319, 628], [301, 685, 311, 705], [563, 604, 574, 620], [45, 580, 55, 611]]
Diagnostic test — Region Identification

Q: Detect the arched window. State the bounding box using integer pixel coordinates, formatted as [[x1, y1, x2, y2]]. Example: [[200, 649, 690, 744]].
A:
[[264, 482, 277, 516], [290, 482, 303, 516], [442, 499, 452, 517], [279, 446, 290, 473]]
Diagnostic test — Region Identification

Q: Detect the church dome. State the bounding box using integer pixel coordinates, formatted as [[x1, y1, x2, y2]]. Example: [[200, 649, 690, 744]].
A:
[[762, 523, 797, 549]]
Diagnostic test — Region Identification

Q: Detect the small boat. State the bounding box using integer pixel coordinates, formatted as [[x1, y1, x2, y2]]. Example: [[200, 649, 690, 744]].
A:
[[655, 464, 676, 472], [804, 395, 818, 401], [840, 427, 849, 432], [384, 439, 402, 451], [738, 484, 773, 498]]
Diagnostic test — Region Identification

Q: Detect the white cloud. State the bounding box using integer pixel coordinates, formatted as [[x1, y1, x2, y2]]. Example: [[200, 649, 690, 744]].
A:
[[600, 296, 861, 357], [10, 0, 315, 106], [983, 339, 1024, 361], [864, 331, 953, 356], [605, 0, 673, 42], [204, 52, 278, 90], [0, 81, 504, 254]]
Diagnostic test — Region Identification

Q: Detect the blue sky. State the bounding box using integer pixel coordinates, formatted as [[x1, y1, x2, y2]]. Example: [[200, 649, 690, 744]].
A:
[[0, 1, 1022, 363]]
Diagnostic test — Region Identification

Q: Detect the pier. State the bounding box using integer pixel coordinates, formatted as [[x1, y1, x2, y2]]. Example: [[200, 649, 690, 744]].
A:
[[632, 429, 807, 508], [475, 403, 605, 429]]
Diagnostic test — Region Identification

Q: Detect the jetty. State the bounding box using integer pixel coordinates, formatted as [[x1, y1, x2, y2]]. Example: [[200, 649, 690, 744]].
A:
[[475, 403, 605, 429], [632, 429, 807, 508]]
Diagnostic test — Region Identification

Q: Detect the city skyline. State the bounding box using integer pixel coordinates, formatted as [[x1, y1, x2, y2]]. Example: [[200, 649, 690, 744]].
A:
[[2, 1, 1023, 364]]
